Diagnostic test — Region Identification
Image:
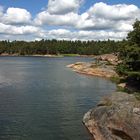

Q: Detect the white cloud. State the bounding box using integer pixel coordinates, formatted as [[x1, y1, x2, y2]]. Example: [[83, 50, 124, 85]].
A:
[[41, 29, 128, 41], [47, 0, 82, 14], [88, 2, 140, 20], [76, 2, 140, 31], [48, 29, 71, 35], [2, 7, 31, 24], [0, 23, 41, 35], [35, 11, 79, 26], [76, 14, 116, 30], [34, 0, 82, 26], [115, 21, 133, 31], [1, 2, 140, 41], [35, 2, 140, 33]]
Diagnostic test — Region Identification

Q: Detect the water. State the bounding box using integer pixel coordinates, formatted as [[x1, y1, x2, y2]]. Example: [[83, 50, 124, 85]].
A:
[[0, 56, 116, 140]]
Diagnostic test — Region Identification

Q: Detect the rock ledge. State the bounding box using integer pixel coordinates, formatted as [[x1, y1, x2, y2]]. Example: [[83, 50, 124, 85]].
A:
[[67, 62, 118, 78], [83, 92, 140, 140]]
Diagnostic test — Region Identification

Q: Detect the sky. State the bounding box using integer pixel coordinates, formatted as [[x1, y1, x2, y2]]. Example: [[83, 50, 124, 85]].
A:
[[0, 0, 140, 41]]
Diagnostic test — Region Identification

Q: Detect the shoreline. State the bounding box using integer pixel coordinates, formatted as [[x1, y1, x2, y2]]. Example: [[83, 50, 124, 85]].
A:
[[67, 53, 119, 79], [67, 62, 118, 79], [67, 54, 140, 140], [0, 53, 95, 58], [0, 54, 64, 57]]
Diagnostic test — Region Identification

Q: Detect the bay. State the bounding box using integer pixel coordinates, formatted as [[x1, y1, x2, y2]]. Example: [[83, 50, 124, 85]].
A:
[[0, 56, 116, 140]]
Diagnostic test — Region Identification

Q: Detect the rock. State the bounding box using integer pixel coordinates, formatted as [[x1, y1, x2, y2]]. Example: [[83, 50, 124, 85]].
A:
[[67, 62, 118, 78], [83, 92, 140, 140], [133, 108, 140, 115], [96, 54, 119, 65], [117, 83, 126, 88]]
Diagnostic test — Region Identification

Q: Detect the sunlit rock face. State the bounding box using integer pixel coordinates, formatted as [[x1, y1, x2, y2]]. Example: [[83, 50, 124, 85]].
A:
[[83, 92, 140, 140]]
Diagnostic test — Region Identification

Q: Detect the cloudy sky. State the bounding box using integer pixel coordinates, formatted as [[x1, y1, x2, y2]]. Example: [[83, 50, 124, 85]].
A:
[[0, 0, 140, 41]]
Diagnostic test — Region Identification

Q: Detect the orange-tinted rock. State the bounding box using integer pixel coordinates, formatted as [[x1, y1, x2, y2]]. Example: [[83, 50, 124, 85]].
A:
[[67, 62, 118, 78], [83, 92, 140, 140]]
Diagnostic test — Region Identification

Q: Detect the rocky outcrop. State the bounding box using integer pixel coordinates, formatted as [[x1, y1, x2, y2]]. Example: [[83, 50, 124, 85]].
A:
[[67, 62, 118, 78], [0, 53, 19, 56], [83, 92, 140, 140], [95, 54, 119, 65]]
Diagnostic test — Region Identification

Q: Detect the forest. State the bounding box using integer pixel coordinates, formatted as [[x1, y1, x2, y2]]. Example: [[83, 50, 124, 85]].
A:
[[0, 39, 121, 56]]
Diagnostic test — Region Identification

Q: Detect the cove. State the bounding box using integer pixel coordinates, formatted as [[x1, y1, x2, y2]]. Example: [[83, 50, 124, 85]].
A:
[[0, 56, 116, 140]]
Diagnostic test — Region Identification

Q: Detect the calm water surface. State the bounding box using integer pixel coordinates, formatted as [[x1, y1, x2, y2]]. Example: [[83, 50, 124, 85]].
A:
[[0, 56, 116, 140]]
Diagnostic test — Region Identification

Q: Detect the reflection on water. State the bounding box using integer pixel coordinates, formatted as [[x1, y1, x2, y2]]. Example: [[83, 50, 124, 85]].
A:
[[0, 56, 116, 140]]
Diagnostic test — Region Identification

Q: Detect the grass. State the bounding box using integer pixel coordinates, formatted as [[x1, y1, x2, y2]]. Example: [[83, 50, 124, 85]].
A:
[[62, 54, 80, 57], [110, 76, 121, 84]]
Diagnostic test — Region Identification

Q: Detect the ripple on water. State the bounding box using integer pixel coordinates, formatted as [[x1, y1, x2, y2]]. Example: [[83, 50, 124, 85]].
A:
[[0, 56, 116, 140]]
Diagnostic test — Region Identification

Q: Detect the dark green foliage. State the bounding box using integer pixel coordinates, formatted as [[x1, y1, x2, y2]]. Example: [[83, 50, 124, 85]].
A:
[[110, 76, 121, 84], [117, 20, 140, 91], [0, 39, 120, 55], [127, 20, 140, 46], [116, 63, 129, 75]]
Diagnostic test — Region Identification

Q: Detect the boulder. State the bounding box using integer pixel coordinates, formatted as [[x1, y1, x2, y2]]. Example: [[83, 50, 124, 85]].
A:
[[96, 54, 119, 65], [83, 92, 140, 140]]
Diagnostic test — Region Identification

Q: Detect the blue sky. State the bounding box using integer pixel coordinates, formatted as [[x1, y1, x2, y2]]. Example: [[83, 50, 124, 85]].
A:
[[1, 0, 140, 16], [0, 0, 140, 41]]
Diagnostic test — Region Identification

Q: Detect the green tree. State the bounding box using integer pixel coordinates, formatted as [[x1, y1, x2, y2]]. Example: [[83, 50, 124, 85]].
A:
[[127, 20, 140, 46], [117, 20, 140, 90]]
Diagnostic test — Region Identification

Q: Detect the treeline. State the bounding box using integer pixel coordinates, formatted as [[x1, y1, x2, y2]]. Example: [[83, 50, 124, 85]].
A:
[[0, 39, 121, 55]]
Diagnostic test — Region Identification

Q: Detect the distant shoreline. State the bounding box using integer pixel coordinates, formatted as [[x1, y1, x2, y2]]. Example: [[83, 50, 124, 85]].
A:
[[0, 53, 95, 57]]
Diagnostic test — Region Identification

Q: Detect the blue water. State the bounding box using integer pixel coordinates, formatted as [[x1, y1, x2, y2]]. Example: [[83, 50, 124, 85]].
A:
[[0, 56, 116, 140]]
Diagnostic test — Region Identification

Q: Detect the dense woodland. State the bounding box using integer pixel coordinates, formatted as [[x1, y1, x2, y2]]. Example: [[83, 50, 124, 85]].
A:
[[0, 39, 121, 55], [0, 20, 140, 90]]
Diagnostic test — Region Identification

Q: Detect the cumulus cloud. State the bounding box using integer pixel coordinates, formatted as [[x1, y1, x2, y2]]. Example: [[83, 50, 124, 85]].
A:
[[35, 2, 140, 33], [35, 11, 79, 26], [0, 23, 41, 35], [1, 7, 31, 24], [47, 0, 82, 14], [0, 2, 140, 40], [76, 2, 140, 30], [42, 29, 128, 41], [34, 0, 83, 25], [88, 2, 140, 20], [76, 14, 116, 30]]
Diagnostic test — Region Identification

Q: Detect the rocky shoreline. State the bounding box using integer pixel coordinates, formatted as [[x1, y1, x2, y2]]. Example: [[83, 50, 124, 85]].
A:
[[67, 54, 140, 140], [67, 54, 119, 79], [67, 62, 118, 78], [83, 92, 140, 140]]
